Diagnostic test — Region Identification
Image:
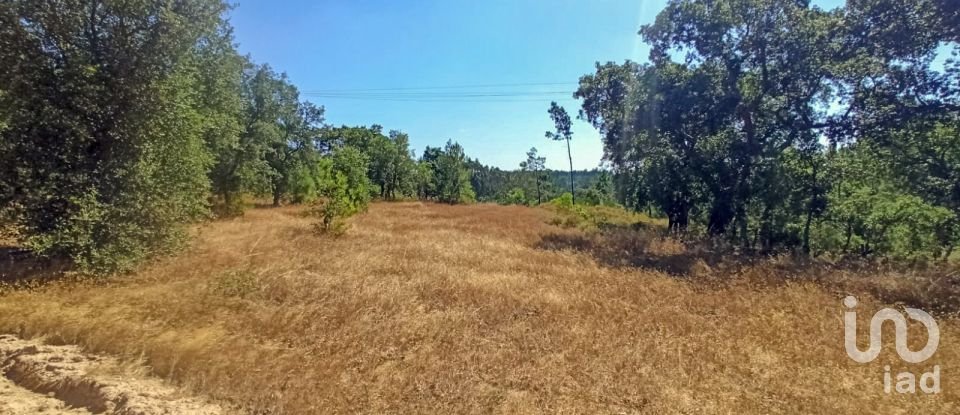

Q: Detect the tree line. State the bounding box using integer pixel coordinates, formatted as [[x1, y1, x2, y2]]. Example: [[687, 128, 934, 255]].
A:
[[469, 157, 615, 207], [0, 0, 476, 274], [574, 0, 959, 260]]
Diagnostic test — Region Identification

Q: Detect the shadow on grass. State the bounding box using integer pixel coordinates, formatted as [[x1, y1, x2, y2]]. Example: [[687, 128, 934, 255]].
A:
[[535, 226, 731, 277], [537, 225, 960, 314], [0, 245, 72, 287]]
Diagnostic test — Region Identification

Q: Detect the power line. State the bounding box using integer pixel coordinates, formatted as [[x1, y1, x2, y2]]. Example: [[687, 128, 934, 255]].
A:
[[302, 93, 577, 102], [300, 95, 580, 103], [302, 81, 577, 93], [303, 91, 572, 97], [298, 81, 583, 103]]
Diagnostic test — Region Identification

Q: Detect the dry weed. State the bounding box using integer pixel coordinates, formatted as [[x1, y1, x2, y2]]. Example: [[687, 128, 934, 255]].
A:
[[0, 202, 956, 413]]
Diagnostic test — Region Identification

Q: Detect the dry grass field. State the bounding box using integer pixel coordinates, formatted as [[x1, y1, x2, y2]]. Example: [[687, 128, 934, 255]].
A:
[[0, 202, 958, 413]]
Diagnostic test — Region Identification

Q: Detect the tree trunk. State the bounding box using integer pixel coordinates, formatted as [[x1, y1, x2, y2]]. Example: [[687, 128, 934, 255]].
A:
[[736, 204, 750, 252], [707, 197, 734, 235], [943, 243, 955, 262], [843, 220, 853, 252], [566, 138, 575, 204], [736, 107, 757, 252], [536, 175, 542, 205], [802, 208, 813, 256], [667, 205, 689, 235], [759, 205, 772, 254]]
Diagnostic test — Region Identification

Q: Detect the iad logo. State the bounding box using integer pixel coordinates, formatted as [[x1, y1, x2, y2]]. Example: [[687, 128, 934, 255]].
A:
[[843, 296, 941, 394]]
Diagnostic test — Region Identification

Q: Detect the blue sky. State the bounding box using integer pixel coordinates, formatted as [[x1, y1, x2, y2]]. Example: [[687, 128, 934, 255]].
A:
[[228, 0, 849, 170]]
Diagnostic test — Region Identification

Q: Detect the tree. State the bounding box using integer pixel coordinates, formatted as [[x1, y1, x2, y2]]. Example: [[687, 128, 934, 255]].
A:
[[429, 141, 476, 204], [264, 77, 324, 207], [576, 61, 725, 232], [574, 0, 958, 258], [386, 130, 417, 199], [322, 125, 418, 200], [208, 62, 284, 213], [546, 102, 576, 204], [0, 0, 229, 273], [241, 65, 288, 207], [521, 147, 547, 204], [311, 146, 372, 234], [593, 171, 614, 205], [640, 0, 837, 247], [196, 29, 246, 215], [468, 160, 510, 202]]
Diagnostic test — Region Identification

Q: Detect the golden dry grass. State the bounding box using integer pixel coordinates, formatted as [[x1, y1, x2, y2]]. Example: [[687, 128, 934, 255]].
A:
[[0, 202, 958, 413]]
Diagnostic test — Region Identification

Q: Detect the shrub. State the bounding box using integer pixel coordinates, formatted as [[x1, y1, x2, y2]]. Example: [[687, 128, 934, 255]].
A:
[[547, 195, 664, 231], [310, 146, 371, 236], [211, 195, 247, 218], [500, 188, 528, 205], [288, 163, 321, 204], [310, 174, 354, 236], [550, 193, 575, 210]]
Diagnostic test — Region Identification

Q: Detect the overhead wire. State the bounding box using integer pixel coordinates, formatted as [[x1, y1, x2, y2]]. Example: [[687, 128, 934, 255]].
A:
[[299, 82, 581, 102], [302, 81, 577, 93]]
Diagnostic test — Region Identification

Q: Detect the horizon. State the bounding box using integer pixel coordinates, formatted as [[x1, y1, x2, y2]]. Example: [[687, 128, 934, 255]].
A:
[[229, 0, 859, 171], [228, 0, 666, 171]]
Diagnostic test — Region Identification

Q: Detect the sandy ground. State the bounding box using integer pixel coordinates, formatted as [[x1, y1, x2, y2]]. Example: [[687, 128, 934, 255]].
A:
[[0, 375, 91, 414], [0, 334, 222, 414]]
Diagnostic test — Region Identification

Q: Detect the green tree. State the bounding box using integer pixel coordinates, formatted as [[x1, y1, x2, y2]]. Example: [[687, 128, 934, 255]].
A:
[[367, 130, 416, 199], [322, 125, 418, 200], [593, 171, 614, 205], [239, 65, 287, 204], [265, 84, 324, 206], [641, 0, 837, 247], [431, 141, 476, 204], [574, 0, 958, 258], [312, 146, 372, 234], [546, 102, 576, 204], [521, 147, 547, 205], [387, 131, 417, 199], [196, 30, 246, 215], [0, 0, 229, 273], [208, 62, 286, 213]]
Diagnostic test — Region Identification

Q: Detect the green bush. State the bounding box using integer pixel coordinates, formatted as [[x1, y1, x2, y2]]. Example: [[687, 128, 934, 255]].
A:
[[309, 146, 372, 236], [288, 163, 321, 204], [550, 192, 573, 209], [813, 186, 956, 260], [500, 188, 528, 205]]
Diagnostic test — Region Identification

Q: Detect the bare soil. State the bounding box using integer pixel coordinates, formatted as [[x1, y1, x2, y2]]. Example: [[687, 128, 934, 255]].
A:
[[0, 334, 222, 414]]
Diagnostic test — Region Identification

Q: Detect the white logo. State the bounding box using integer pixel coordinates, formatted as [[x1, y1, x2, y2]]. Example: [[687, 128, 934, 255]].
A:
[[843, 296, 941, 394], [843, 295, 939, 363]]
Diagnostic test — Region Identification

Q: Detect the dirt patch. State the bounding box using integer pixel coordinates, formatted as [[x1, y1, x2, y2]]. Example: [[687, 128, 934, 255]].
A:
[[1, 374, 91, 414], [0, 335, 223, 414]]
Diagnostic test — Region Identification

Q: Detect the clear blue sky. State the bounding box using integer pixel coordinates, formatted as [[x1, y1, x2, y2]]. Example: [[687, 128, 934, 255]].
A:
[[228, 0, 849, 170]]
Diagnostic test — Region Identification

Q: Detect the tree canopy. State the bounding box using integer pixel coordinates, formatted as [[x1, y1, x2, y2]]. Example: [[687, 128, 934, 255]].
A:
[[575, 0, 960, 259]]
